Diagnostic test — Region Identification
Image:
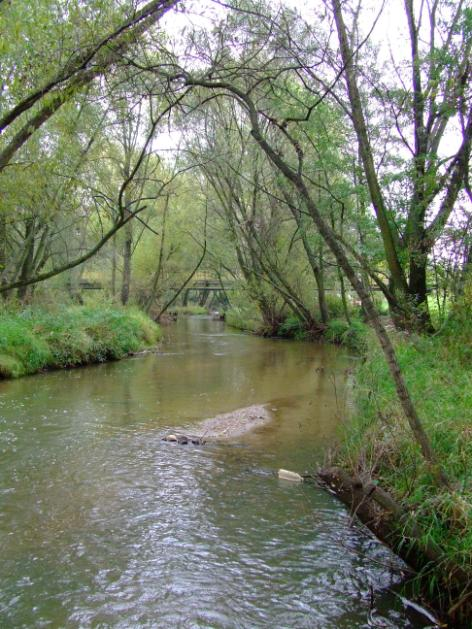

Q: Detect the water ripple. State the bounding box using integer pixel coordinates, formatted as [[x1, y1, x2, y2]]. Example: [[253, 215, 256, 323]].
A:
[[0, 317, 427, 628]]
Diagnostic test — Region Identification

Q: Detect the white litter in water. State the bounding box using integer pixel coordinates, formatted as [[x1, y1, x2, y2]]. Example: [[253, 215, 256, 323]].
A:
[[399, 596, 440, 626], [278, 469, 303, 482]]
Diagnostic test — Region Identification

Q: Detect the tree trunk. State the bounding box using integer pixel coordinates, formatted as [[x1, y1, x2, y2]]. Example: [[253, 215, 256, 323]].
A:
[[408, 238, 433, 330], [121, 219, 133, 305], [273, 186, 326, 324], [111, 235, 117, 298], [0, 213, 7, 296], [338, 269, 351, 325], [331, 0, 408, 301], [144, 196, 169, 314], [17, 219, 35, 302]]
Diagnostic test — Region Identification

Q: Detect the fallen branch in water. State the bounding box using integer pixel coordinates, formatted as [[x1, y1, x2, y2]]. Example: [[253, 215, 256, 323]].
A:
[[317, 466, 471, 626]]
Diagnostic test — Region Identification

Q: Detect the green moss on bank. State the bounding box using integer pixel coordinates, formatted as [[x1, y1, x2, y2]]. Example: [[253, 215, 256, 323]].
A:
[[333, 299, 472, 601], [0, 306, 161, 378]]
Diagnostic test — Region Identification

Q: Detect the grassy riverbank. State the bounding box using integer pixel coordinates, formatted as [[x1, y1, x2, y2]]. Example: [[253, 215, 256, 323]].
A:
[[0, 305, 161, 378], [332, 301, 472, 619], [226, 307, 367, 351], [227, 298, 471, 619]]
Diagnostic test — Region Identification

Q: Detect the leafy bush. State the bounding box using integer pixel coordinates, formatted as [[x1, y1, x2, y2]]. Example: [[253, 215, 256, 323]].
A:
[[325, 318, 367, 352], [277, 315, 308, 340]]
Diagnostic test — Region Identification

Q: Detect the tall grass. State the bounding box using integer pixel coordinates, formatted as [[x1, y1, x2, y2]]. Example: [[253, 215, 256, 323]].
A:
[[225, 305, 262, 333], [0, 305, 161, 378], [335, 298, 472, 587]]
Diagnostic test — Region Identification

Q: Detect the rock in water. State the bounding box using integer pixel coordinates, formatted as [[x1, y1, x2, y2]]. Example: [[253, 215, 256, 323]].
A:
[[190, 436, 205, 445], [278, 469, 303, 482], [162, 434, 178, 442]]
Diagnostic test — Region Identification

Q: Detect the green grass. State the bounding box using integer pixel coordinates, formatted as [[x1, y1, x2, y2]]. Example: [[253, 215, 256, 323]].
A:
[[325, 318, 367, 352], [277, 315, 309, 340], [0, 305, 161, 378], [225, 306, 262, 333], [334, 298, 472, 598]]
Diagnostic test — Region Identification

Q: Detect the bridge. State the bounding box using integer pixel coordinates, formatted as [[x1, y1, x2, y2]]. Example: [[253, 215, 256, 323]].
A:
[[66, 279, 103, 291], [67, 274, 235, 308], [181, 275, 234, 307]]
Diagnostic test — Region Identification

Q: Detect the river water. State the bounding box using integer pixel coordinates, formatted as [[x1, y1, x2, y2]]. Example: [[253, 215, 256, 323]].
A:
[[0, 316, 429, 628]]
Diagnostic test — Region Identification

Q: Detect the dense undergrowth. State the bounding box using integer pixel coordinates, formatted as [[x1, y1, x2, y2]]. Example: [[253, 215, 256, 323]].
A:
[[0, 305, 161, 378], [334, 297, 472, 610], [226, 306, 368, 352], [225, 306, 262, 334]]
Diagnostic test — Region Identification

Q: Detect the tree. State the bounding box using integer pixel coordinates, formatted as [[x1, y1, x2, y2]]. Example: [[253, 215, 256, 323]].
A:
[[0, 0, 185, 294], [330, 0, 472, 329], [158, 0, 449, 480], [0, 0, 180, 171]]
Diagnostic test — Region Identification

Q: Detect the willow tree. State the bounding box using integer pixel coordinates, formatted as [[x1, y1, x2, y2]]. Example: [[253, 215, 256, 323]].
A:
[[183, 98, 326, 331], [159, 0, 449, 480], [0, 0, 182, 294], [330, 0, 471, 330]]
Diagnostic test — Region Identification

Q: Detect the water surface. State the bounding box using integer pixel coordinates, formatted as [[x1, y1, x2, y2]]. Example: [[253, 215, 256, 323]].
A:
[[0, 317, 428, 627]]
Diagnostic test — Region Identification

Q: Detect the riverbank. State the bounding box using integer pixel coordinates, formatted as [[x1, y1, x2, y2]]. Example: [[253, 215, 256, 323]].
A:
[[0, 313, 422, 628], [0, 305, 161, 378], [325, 302, 472, 626], [225, 307, 367, 352], [225, 302, 472, 623]]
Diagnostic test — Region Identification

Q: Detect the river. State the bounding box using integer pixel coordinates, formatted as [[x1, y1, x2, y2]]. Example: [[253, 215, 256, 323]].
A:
[[0, 316, 429, 627]]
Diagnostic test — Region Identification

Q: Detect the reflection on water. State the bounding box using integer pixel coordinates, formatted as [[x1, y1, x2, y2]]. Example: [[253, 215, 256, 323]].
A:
[[0, 317, 427, 627]]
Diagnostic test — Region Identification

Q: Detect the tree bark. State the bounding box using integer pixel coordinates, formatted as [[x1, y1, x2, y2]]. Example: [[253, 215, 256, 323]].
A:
[[121, 218, 133, 305], [144, 195, 169, 314], [17, 219, 35, 302]]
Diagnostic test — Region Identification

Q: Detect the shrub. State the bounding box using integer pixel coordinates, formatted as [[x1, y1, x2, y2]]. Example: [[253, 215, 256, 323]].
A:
[[277, 315, 308, 340], [325, 318, 367, 352], [225, 306, 261, 333]]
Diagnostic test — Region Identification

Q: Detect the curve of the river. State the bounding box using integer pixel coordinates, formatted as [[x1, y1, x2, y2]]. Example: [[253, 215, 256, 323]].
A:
[[0, 316, 429, 627]]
